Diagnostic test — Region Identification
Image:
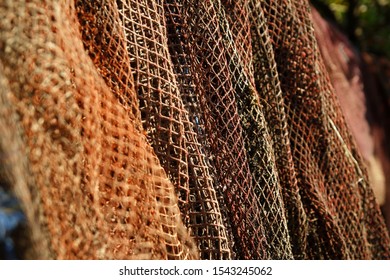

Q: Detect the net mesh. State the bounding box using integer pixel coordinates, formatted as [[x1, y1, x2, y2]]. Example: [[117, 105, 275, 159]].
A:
[[0, 0, 389, 260], [311, 7, 390, 231]]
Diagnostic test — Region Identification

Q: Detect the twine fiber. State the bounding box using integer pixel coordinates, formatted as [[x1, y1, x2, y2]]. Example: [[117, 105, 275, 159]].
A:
[[0, 0, 389, 259]]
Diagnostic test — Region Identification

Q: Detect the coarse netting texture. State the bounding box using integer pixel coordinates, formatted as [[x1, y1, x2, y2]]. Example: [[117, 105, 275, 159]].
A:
[[0, 0, 389, 260]]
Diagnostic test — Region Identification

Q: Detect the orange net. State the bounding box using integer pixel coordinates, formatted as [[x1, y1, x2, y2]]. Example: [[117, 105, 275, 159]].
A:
[[0, 0, 389, 259]]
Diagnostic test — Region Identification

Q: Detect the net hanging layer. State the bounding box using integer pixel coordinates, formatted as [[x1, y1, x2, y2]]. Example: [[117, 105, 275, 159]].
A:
[[0, 0, 389, 260]]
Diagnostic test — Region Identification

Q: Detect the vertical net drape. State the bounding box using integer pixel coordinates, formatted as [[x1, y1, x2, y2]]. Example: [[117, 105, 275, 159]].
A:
[[0, 0, 389, 259]]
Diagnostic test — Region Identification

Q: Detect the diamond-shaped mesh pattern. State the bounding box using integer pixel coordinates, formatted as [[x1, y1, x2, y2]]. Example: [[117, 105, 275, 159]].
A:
[[0, 0, 389, 259]]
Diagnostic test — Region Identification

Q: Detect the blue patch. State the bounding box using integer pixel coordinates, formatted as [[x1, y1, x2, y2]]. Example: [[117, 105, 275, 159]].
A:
[[0, 186, 25, 259]]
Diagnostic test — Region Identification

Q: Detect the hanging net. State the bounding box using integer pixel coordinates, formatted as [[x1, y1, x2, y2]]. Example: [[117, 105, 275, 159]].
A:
[[0, 0, 389, 259]]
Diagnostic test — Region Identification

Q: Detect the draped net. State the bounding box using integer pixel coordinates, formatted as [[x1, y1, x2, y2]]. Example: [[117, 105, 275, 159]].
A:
[[0, 0, 389, 259]]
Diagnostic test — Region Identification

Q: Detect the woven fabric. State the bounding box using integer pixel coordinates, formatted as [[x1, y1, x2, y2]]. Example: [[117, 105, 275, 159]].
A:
[[0, 0, 389, 259]]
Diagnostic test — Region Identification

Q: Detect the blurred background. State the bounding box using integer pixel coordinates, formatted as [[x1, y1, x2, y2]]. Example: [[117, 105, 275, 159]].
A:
[[312, 0, 390, 58]]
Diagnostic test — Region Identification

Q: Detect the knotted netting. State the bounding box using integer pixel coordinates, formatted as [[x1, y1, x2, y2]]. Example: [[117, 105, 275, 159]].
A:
[[0, 0, 389, 260]]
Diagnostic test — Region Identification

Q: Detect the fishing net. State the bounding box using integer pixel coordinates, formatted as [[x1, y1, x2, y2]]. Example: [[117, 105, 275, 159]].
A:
[[0, 0, 389, 260], [311, 6, 390, 232]]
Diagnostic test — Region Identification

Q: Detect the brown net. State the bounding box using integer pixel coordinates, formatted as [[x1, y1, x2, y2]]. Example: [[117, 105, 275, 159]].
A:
[[311, 7, 390, 232], [0, 0, 389, 260]]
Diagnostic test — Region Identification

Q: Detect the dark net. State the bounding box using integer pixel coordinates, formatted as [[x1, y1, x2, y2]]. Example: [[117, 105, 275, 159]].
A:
[[0, 0, 389, 259]]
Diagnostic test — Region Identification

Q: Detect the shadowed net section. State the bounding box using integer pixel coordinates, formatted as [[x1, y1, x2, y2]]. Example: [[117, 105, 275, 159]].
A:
[[247, 0, 309, 259], [0, 0, 389, 260], [175, 0, 273, 259], [220, 0, 293, 259]]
